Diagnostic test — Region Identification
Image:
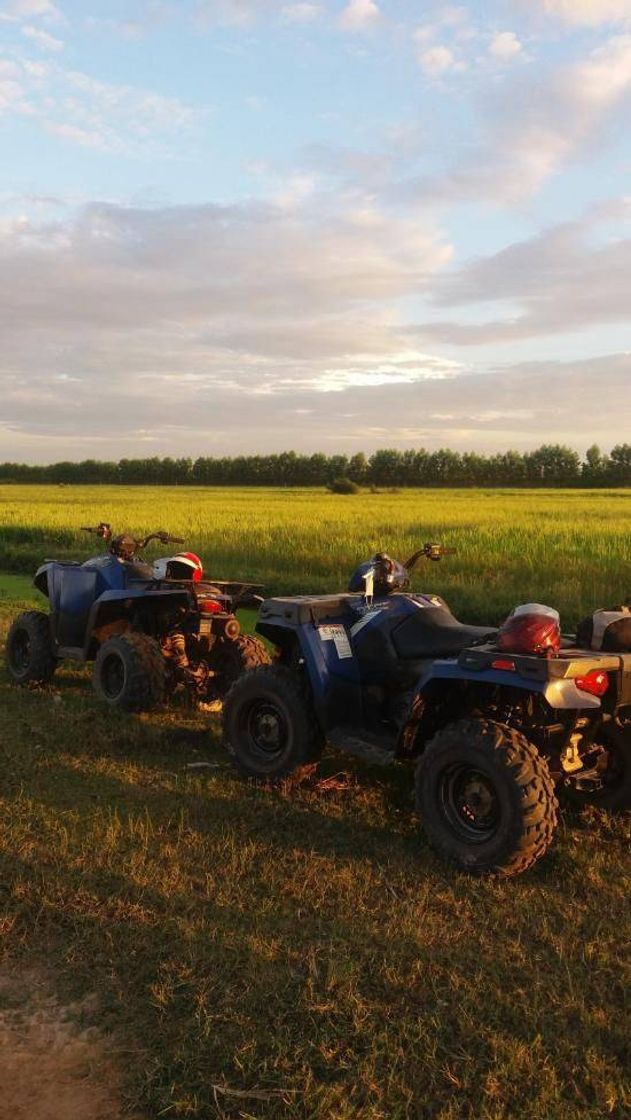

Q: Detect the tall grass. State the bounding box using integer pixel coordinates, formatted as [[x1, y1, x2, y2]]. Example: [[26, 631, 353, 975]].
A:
[[0, 485, 629, 626]]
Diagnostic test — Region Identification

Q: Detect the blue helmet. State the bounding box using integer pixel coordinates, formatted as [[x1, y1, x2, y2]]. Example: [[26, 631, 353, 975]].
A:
[[348, 553, 409, 596]]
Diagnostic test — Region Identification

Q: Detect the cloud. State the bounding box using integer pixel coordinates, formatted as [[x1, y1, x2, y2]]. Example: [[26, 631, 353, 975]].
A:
[[415, 13, 522, 78], [2, 191, 628, 457], [0, 194, 451, 328], [335, 353, 630, 449], [539, 1, 631, 26], [488, 31, 522, 60], [420, 199, 631, 343], [0, 194, 456, 453], [0, 56, 202, 152], [417, 44, 459, 77], [0, 64, 24, 112], [405, 33, 631, 203], [44, 121, 105, 147], [2, 341, 628, 457], [295, 352, 461, 392], [2, 0, 62, 20], [281, 3, 322, 23], [339, 0, 380, 32], [21, 24, 64, 51], [193, 1, 277, 27]]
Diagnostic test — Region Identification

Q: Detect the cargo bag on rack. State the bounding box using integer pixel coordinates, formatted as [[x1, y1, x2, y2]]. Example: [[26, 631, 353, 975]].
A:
[[576, 607, 631, 652]]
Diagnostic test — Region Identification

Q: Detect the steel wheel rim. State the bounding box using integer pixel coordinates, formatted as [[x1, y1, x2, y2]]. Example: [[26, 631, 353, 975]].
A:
[[438, 764, 501, 843], [100, 652, 126, 699], [243, 700, 288, 760]]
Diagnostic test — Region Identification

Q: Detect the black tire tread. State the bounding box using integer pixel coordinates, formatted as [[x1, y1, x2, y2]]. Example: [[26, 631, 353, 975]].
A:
[[5, 610, 56, 685], [235, 634, 271, 669], [211, 633, 271, 697], [92, 631, 166, 712], [415, 717, 558, 878], [223, 664, 323, 779]]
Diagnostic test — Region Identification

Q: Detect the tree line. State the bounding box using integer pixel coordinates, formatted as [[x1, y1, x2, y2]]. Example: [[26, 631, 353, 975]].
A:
[[1, 444, 629, 487]]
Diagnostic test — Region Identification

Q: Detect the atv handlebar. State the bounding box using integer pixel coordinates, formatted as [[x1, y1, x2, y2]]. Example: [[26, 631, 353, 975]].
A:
[[137, 531, 185, 549], [403, 542, 454, 570], [80, 525, 185, 557]]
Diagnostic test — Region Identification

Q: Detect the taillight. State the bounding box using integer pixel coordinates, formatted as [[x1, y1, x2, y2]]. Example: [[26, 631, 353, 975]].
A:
[[575, 669, 609, 697], [492, 658, 516, 671], [199, 599, 222, 615]]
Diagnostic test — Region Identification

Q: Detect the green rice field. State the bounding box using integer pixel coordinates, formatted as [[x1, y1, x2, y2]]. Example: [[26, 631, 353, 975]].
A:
[[1, 484, 630, 626]]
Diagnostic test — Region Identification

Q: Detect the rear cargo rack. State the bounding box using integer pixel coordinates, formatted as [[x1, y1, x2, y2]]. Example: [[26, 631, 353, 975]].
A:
[[458, 644, 624, 680]]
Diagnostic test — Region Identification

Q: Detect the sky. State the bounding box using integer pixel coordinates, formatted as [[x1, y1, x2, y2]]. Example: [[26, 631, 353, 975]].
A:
[[0, 0, 630, 463]]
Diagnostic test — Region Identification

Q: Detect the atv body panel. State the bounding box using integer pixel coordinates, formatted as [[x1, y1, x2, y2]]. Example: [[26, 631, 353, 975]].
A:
[[225, 583, 630, 876], [258, 592, 495, 758], [410, 649, 630, 712], [33, 555, 261, 663], [34, 555, 192, 659], [256, 591, 631, 766]]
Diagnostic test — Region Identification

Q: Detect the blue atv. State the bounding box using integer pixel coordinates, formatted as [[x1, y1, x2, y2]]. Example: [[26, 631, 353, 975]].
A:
[[5, 522, 269, 710], [223, 546, 631, 878]]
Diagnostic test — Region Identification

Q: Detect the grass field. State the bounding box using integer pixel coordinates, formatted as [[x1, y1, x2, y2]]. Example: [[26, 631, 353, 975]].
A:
[[1, 484, 630, 626], [1, 486, 630, 1118]]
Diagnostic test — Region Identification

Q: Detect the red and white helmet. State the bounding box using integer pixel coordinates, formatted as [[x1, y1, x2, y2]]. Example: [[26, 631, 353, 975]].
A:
[[152, 551, 204, 582]]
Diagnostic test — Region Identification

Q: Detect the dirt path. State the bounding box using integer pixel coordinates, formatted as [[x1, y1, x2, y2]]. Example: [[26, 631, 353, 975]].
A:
[[0, 969, 139, 1120]]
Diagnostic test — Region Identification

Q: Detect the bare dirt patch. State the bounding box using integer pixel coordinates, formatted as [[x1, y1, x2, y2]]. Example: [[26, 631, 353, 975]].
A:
[[0, 968, 139, 1120]]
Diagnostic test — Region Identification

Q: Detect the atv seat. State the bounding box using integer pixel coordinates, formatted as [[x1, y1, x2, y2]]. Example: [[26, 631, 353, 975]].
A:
[[392, 606, 497, 659]]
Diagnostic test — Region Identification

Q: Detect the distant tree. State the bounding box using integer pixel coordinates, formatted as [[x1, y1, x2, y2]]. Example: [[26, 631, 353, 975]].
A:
[[369, 449, 402, 485], [525, 444, 581, 484], [348, 452, 368, 483], [583, 444, 606, 485], [1, 443, 629, 488], [607, 444, 631, 485]]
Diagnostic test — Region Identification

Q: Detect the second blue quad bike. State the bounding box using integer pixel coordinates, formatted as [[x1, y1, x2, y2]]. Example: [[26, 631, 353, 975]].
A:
[[5, 522, 270, 710], [223, 546, 631, 878]]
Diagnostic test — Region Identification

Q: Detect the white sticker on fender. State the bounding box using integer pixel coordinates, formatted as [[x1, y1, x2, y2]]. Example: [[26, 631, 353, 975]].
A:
[[318, 624, 353, 659]]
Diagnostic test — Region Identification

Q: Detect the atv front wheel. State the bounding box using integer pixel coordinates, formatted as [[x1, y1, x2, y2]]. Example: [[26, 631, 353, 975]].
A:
[[92, 632, 166, 712], [223, 665, 323, 779], [560, 725, 631, 811], [415, 718, 558, 878], [5, 610, 56, 685], [209, 634, 271, 698]]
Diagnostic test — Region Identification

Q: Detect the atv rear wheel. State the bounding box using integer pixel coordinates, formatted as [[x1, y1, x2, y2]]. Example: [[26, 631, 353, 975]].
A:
[[560, 725, 631, 811], [5, 610, 56, 685], [209, 634, 271, 699], [223, 665, 323, 779], [92, 632, 167, 712], [415, 718, 558, 878]]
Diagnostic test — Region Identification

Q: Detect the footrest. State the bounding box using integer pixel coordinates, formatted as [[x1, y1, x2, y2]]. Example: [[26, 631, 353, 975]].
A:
[[327, 726, 396, 767]]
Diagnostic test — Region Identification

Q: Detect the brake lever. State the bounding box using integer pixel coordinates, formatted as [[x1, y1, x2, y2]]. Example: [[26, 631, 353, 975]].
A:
[[403, 543, 454, 568], [81, 523, 111, 540]]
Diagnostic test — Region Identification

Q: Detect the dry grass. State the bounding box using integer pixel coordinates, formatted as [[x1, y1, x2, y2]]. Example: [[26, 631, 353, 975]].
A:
[[1, 589, 630, 1119]]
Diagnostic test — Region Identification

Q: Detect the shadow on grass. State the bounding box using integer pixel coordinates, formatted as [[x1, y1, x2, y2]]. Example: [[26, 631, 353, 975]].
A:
[[1, 674, 630, 1119]]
